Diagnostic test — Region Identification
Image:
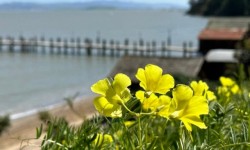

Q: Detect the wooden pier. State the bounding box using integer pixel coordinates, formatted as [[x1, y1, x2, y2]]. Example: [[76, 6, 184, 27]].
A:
[[0, 36, 198, 58]]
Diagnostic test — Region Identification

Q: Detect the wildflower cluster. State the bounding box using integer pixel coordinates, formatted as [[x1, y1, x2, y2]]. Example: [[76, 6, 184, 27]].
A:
[[217, 76, 240, 98], [38, 64, 250, 150], [91, 64, 215, 145], [215, 76, 242, 108]]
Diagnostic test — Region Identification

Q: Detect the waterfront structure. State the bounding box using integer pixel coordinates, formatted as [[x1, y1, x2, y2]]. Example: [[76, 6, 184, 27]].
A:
[[198, 18, 250, 54]]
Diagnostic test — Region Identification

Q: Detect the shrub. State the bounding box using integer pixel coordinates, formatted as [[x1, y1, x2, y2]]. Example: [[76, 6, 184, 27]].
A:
[[0, 115, 10, 135], [38, 111, 52, 124]]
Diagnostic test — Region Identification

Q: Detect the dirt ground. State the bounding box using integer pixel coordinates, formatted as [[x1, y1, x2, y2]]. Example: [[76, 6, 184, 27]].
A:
[[0, 96, 97, 150]]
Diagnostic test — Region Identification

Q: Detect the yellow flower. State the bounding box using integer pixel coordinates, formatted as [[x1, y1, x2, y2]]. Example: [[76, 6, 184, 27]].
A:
[[190, 80, 216, 101], [231, 84, 240, 94], [136, 90, 171, 112], [93, 97, 123, 118], [93, 133, 113, 147], [218, 76, 240, 96], [206, 91, 216, 101], [91, 73, 131, 117], [135, 64, 174, 94], [159, 85, 208, 132], [218, 86, 230, 98], [220, 76, 235, 87], [124, 121, 135, 127]]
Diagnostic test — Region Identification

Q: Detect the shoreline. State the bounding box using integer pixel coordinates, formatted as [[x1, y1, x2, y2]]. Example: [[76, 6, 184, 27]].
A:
[[4, 94, 94, 120], [0, 96, 97, 150]]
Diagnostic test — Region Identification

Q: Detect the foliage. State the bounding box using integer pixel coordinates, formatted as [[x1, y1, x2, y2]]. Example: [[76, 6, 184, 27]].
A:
[[37, 64, 250, 149], [172, 73, 197, 85], [38, 110, 68, 132], [187, 0, 250, 16], [38, 111, 52, 124], [0, 115, 10, 135]]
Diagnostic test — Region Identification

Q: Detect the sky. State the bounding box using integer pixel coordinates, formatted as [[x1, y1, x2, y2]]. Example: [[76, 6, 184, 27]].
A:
[[0, 0, 189, 5]]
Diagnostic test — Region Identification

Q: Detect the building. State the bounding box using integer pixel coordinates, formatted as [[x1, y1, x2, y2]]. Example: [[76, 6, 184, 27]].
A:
[[198, 18, 250, 54], [199, 49, 239, 79]]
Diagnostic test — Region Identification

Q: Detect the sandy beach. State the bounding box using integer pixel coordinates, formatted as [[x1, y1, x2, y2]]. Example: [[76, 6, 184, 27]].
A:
[[0, 96, 97, 150]]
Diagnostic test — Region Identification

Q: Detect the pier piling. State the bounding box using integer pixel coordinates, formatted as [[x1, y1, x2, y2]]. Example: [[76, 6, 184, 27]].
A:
[[102, 39, 107, 56], [85, 38, 92, 56], [124, 38, 129, 55], [0, 36, 2, 51], [0, 36, 198, 58], [183, 41, 187, 58]]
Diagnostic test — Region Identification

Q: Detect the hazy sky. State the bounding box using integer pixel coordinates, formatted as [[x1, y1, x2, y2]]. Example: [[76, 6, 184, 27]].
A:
[[0, 0, 189, 5]]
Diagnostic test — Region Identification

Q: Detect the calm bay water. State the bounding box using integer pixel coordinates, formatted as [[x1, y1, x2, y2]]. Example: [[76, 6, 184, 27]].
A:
[[0, 9, 208, 117], [0, 52, 119, 117]]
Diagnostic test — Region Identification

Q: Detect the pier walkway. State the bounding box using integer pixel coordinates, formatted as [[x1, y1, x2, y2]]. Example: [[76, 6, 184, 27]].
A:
[[0, 36, 198, 58]]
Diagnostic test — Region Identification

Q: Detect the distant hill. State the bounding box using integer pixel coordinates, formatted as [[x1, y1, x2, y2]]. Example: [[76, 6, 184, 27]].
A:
[[0, 1, 187, 10], [187, 0, 250, 16]]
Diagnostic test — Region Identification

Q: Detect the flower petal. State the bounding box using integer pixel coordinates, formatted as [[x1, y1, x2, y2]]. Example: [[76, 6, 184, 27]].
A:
[[113, 73, 131, 94], [136, 64, 175, 94], [135, 90, 145, 103], [158, 102, 172, 119], [159, 95, 171, 106], [182, 121, 192, 132], [93, 97, 122, 118], [157, 95, 172, 116], [94, 133, 113, 146], [220, 76, 235, 86], [135, 68, 147, 90], [190, 80, 208, 96], [156, 74, 175, 94], [184, 96, 208, 116], [142, 93, 159, 111], [121, 89, 131, 102], [91, 79, 110, 96], [181, 115, 207, 131], [124, 121, 135, 127], [144, 64, 163, 91], [173, 84, 193, 102], [105, 87, 119, 104], [136, 91, 171, 112], [231, 84, 240, 94], [207, 91, 216, 101]]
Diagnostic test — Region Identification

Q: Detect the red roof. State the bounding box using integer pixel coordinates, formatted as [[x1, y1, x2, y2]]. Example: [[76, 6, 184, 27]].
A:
[[199, 28, 246, 40]]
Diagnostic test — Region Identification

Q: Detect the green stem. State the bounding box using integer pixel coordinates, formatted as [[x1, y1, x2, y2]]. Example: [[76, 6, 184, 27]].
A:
[[120, 102, 155, 117], [45, 139, 68, 150], [120, 102, 144, 149], [138, 111, 142, 150], [218, 142, 250, 149], [120, 102, 139, 117]]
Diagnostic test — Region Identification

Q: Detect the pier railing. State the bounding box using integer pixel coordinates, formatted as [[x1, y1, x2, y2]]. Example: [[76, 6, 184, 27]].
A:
[[0, 36, 199, 58]]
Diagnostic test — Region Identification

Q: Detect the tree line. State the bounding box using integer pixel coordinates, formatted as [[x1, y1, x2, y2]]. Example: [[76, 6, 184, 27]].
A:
[[187, 0, 250, 16]]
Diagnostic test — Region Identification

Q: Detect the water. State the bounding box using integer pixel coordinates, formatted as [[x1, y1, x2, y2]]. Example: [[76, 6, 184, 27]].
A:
[[0, 9, 208, 117], [0, 52, 119, 116], [0, 9, 207, 46]]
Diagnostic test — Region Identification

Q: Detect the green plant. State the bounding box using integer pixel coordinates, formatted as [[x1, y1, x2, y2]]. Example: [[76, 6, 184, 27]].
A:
[[0, 115, 10, 135], [38, 111, 52, 124], [36, 64, 250, 149]]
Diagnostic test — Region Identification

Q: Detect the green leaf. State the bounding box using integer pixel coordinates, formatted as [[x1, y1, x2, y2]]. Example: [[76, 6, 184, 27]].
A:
[[36, 124, 43, 139]]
